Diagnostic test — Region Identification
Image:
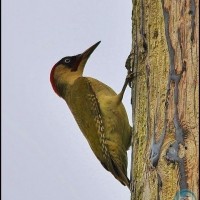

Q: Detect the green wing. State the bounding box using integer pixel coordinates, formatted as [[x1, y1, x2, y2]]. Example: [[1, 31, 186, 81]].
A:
[[66, 77, 130, 188]]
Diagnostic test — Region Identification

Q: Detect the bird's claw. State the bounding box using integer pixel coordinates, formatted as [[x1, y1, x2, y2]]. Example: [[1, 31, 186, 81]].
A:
[[126, 71, 141, 88]]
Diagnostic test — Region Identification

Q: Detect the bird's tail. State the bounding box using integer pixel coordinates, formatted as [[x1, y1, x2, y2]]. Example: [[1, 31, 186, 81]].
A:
[[109, 157, 130, 189]]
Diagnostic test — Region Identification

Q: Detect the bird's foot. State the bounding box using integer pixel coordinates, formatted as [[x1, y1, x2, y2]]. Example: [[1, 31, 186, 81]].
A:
[[126, 71, 141, 88]]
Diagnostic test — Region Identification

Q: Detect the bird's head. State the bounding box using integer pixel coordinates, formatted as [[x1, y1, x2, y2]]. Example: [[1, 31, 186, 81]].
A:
[[50, 41, 101, 96]]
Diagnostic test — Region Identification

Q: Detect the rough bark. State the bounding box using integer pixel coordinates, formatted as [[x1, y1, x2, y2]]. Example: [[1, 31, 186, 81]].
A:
[[129, 0, 199, 199]]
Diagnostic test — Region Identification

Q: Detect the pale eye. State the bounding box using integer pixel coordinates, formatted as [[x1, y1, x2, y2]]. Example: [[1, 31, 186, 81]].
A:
[[64, 58, 70, 63]]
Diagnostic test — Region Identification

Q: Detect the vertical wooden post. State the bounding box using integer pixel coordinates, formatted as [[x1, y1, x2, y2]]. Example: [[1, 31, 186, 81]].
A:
[[130, 0, 199, 199]]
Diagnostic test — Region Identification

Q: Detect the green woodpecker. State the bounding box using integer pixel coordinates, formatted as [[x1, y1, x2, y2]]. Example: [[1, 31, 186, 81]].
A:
[[50, 41, 132, 188]]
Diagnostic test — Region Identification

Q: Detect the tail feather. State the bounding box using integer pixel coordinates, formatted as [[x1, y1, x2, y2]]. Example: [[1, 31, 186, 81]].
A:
[[109, 157, 130, 189]]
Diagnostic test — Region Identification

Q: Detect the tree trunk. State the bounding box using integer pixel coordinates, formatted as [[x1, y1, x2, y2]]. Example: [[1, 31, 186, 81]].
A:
[[129, 0, 199, 199]]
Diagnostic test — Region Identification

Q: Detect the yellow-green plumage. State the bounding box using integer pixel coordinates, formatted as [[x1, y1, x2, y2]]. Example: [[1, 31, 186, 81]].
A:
[[50, 41, 132, 188]]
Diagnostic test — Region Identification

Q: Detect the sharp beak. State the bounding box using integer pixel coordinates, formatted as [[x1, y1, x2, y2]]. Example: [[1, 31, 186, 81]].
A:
[[81, 41, 101, 61], [71, 41, 101, 72]]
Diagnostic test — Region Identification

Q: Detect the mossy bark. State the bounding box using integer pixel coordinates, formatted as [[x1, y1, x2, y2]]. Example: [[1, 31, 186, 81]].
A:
[[129, 0, 199, 199]]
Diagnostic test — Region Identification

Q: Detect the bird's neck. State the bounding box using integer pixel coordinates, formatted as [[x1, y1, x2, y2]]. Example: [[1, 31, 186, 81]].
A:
[[55, 73, 81, 97]]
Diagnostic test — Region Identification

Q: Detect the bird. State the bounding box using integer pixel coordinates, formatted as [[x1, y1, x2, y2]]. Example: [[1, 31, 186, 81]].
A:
[[50, 41, 132, 188]]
